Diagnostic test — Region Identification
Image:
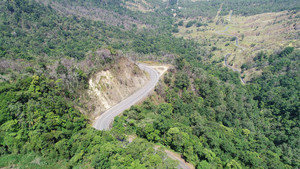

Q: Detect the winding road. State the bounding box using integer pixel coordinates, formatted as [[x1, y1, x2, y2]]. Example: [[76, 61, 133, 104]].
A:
[[215, 12, 246, 84], [93, 64, 193, 169], [165, 150, 193, 169], [93, 64, 159, 130]]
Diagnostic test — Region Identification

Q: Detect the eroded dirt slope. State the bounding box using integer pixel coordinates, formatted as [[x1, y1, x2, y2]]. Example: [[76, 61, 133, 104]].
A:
[[86, 57, 149, 120]]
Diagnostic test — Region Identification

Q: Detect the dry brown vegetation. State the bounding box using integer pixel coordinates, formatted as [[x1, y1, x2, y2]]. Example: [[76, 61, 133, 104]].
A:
[[37, 0, 149, 29], [123, 0, 155, 13], [81, 57, 149, 120], [174, 11, 300, 81]]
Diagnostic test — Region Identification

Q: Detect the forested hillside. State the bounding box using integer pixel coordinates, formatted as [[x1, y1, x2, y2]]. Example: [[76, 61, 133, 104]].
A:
[[174, 0, 300, 18], [0, 0, 299, 168], [114, 47, 300, 168]]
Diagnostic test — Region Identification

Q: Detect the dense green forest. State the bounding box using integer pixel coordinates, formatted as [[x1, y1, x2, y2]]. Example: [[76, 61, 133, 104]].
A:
[[0, 0, 299, 168], [114, 47, 300, 168], [0, 76, 178, 168]]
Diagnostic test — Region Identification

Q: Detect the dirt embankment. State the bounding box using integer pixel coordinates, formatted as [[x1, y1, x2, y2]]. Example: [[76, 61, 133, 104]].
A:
[[84, 57, 149, 120]]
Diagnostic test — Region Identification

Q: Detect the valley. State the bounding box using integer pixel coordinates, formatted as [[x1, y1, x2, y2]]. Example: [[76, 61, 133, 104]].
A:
[[0, 0, 299, 168]]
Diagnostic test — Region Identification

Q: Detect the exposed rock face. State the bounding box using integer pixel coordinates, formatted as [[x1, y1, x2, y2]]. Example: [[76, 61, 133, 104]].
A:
[[87, 57, 148, 119]]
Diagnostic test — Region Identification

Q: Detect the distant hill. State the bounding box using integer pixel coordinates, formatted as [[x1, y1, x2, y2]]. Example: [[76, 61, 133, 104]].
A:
[[0, 0, 299, 168]]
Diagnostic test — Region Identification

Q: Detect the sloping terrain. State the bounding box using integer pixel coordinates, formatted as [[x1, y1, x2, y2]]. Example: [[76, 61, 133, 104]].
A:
[[37, 0, 148, 29], [85, 57, 149, 120], [0, 0, 299, 168], [124, 0, 155, 13], [174, 10, 300, 81]]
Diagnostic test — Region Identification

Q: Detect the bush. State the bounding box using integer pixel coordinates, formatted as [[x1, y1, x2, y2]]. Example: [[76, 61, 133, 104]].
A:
[[196, 22, 203, 27], [279, 47, 294, 57], [172, 27, 179, 33], [178, 20, 184, 26], [186, 21, 196, 28]]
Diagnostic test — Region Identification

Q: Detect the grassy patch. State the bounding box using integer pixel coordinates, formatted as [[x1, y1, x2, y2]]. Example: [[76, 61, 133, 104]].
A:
[[174, 11, 300, 81]]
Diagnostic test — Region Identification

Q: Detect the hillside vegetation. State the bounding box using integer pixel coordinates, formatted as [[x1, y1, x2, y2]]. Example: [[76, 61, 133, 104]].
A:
[[173, 0, 300, 18], [114, 47, 300, 168], [174, 10, 300, 81], [0, 0, 299, 168]]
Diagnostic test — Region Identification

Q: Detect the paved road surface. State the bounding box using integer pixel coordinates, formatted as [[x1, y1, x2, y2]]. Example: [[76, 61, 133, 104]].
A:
[[165, 150, 193, 169], [153, 146, 193, 169], [215, 16, 246, 84], [93, 64, 193, 168], [93, 64, 159, 130], [216, 27, 246, 51]]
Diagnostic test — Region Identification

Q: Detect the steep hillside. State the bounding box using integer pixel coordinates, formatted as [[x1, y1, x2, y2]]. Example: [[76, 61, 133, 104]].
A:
[[114, 47, 300, 168], [0, 0, 299, 168], [37, 0, 147, 29], [173, 0, 300, 18], [83, 57, 149, 120], [174, 10, 300, 81]]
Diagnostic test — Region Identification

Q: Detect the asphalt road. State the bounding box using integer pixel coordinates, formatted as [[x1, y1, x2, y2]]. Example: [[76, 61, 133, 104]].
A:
[[165, 150, 192, 169], [215, 17, 246, 84], [93, 64, 192, 168], [93, 64, 159, 130]]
